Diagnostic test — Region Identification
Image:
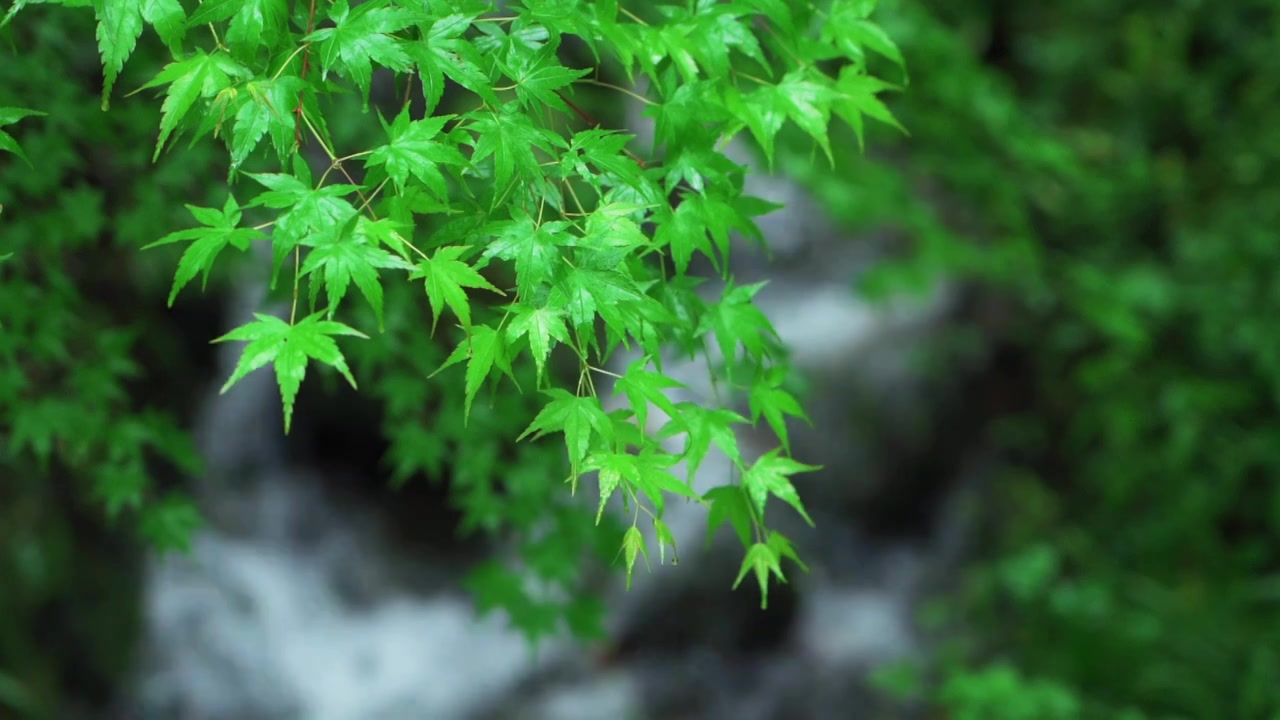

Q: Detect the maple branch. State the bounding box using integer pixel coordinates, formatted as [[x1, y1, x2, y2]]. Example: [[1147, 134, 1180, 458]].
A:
[[293, 0, 318, 149], [554, 89, 648, 169]]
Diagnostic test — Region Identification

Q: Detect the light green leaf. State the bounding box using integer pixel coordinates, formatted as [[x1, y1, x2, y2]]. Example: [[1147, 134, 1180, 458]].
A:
[[596, 463, 622, 524], [731, 531, 807, 609], [733, 541, 783, 609], [482, 212, 569, 300], [742, 449, 820, 526], [94, 0, 145, 108], [833, 66, 906, 149], [622, 525, 649, 590], [0, 107, 46, 167], [213, 312, 368, 433], [226, 0, 289, 53], [704, 485, 754, 548], [142, 0, 186, 50], [299, 228, 410, 328], [519, 389, 614, 475], [613, 356, 685, 431], [367, 109, 469, 198], [409, 245, 505, 332], [467, 104, 567, 192], [138, 50, 253, 161], [748, 375, 810, 454], [434, 323, 513, 422], [304, 0, 416, 107], [144, 195, 263, 306], [659, 401, 749, 480], [653, 517, 678, 565], [507, 45, 590, 112], [506, 303, 570, 382], [700, 281, 781, 379]]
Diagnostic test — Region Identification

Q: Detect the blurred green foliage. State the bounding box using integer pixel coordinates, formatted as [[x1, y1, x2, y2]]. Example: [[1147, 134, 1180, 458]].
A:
[[0, 12, 221, 718], [823, 0, 1280, 717], [4, 0, 1280, 718]]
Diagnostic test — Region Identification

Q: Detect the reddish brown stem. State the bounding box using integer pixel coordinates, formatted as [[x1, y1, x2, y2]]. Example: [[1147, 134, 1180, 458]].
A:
[[293, 0, 318, 149], [555, 89, 647, 169]]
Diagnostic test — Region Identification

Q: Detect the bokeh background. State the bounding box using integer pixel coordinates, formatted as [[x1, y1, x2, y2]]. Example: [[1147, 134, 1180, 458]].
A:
[[3, 0, 1279, 718]]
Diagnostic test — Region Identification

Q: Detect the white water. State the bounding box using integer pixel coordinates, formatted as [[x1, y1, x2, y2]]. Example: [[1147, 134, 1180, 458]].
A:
[[123, 129, 970, 720]]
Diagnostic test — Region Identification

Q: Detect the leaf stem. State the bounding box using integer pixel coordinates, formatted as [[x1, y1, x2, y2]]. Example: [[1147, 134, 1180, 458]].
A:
[[290, 246, 300, 325], [619, 6, 648, 25], [577, 78, 656, 106]]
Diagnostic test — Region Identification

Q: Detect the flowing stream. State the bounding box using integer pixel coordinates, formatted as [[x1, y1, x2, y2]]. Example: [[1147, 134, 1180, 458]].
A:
[[120, 133, 978, 720]]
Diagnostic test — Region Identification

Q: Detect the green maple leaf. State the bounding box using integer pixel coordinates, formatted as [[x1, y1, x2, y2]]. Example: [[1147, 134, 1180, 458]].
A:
[[593, 457, 624, 524], [214, 312, 368, 433], [139, 494, 205, 553], [742, 0, 795, 33], [686, 9, 767, 80], [748, 373, 810, 454], [564, 128, 644, 189], [482, 212, 570, 300], [652, 516, 679, 566], [505, 45, 590, 113], [226, 0, 290, 55], [733, 531, 806, 609], [144, 194, 263, 306], [582, 202, 651, 255], [183, 0, 239, 25], [353, 215, 416, 263], [367, 109, 470, 198], [506, 303, 570, 382], [613, 356, 684, 431], [231, 76, 305, 169], [733, 542, 781, 609], [518, 389, 614, 477], [823, 1, 906, 72], [433, 323, 514, 422], [833, 66, 906, 150], [768, 70, 839, 163], [656, 200, 719, 276], [584, 450, 697, 518], [0, 107, 46, 167], [409, 245, 505, 332], [143, 0, 186, 48], [549, 265, 647, 343], [704, 485, 754, 547], [305, 0, 416, 107], [405, 13, 497, 115], [621, 525, 649, 590], [246, 165, 362, 284], [659, 401, 748, 481], [728, 70, 836, 166], [94, 460, 147, 518], [733, 531, 807, 608], [467, 104, 567, 192], [0, 0, 30, 29], [627, 449, 700, 513], [701, 281, 781, 376], [94, 0, 144, 108], [742, 449, 820, 526], [682, 195, 747, 266], [299, 225, 412, 329], [136, 50, 253, 160], [654, 24, 699, 84]]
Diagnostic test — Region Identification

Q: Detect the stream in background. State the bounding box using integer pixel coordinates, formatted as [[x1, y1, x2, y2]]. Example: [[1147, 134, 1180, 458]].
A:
[[118, 129, 988, 720]]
